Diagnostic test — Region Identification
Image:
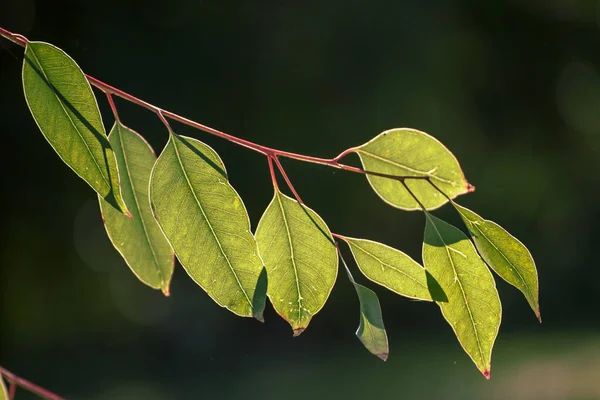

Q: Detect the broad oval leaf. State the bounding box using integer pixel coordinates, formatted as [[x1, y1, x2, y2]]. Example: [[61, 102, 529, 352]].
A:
[[99, 122, 174, 295], [423, 214, 501, 378], [149, 133, 265, 319], [0, 375, 7, 400], [341, 257, 389, 361], [454, 203, 540, 321], [22, 41, 128, 213], [255, 191, 338, 335], [353, 128, 472, 210], [343, 237, 435, 301]]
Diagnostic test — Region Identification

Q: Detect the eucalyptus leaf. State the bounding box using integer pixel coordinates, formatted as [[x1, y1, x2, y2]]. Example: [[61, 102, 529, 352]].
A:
[[353, 128, 472, 210], [453, 203, 540, 321], [342, 237, 436, 301], [255, 191, 338, 335], [0, 375, 7, 400], [341, 256, 389, 361], [22, 41, 129, 214], [149, 133, 265, 319], [99, 122, 174, 295], [423, 214, 501, 378]]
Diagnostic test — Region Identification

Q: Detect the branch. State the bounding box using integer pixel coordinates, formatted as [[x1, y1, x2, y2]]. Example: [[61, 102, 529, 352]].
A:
[[0, 366, 65, 400]]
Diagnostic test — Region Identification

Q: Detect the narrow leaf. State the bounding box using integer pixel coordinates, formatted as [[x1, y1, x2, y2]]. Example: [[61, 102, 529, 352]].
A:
[[423, 214, 501, 378], [353, 128, 472, 210], [342, 237, 439, 301], [22, 41, 128, 214], [0, 375, 7, 400], [255, 191, 338, 335], [453, 203, 540, 321], [99, 122, 174, 295], [342, 256, 389, 361], [149, 133, 265, 319]]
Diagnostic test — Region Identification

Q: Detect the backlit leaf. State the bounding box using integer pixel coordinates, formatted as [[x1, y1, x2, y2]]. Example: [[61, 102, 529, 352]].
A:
[[149, 133, 265, 319], [423, 213, 501, 378], [99, 122, 174, 295], [341, 256, 389, 361], [22, 41, 129, 214], [353, 128, 472, 210], [255, 191, 338, 335], [0, 375, 7, 400], [453, 203, 540, 321], [342, 237, 436, 301]]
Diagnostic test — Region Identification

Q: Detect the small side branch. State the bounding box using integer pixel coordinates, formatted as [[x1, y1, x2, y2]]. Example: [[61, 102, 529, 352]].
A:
[[0, 366, 65, 400]]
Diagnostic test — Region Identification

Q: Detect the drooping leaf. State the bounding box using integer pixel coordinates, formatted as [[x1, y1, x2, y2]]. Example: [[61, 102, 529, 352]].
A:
[[352, 128, 472, 210], [255, 191, 338, 335], [341, 255, 389, 361], [149, 133, 265, 319], [423, 213, 501, 378], [22, 41, 129, 214], [342, 237, 437, 301], [0, 375, 7, 400], [453, 203, 540, 321], [99, 122, 174, 295]]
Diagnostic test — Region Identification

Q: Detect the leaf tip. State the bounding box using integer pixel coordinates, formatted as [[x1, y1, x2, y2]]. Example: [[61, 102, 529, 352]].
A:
[[466, 182, 476, 193], [482, 368, 491, 380], [293, 327, 306, 337], [377, 352, 389, 362], [125, 210, 133, 218], [253, 313, 265, 323], [536, 307, 542, 324], [161, 286, 170, 297]]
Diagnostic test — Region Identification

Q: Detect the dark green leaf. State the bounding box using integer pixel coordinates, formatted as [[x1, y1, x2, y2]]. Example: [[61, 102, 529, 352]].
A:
[[353, 128, 472, 210], [149, 133, 265, 319], [343, 237, 436, 301], [22, 41, 129, 214], [423, 214, 501, 378], [454, 203, 540, 321], [99, 122, 174, 295], [255, 191, 338, 335], [341, 256, 389, 361]]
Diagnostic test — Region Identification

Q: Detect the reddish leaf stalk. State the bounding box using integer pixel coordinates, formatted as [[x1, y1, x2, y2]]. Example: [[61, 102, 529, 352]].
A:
[[0, 367, 65, 400]]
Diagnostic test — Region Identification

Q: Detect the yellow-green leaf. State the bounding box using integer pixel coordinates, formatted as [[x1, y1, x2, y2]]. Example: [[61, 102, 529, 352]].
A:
[[149, 133, 265, 319], [353, 128, 472, 210], [22, 41, 129, 214], [0, 375, 7, 400], [454, 203, 540, 321], [342, 237, 436, 301], [99, 122, 174, 295], [341, 256, 389, 361], [255, 191, 338, 335], [423, 213, 501, 378]]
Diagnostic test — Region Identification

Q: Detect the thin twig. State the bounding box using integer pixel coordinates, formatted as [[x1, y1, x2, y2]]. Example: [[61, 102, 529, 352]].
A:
[[0, 367, 65, 400]]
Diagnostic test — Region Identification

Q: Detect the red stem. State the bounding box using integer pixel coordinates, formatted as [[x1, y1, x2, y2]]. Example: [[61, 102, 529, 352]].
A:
[[0, 367, 65, 400], [0, 26, 430, 184]]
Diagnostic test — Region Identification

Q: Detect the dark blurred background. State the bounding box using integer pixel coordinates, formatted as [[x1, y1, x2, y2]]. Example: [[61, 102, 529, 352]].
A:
[[1, 1, 599, 399]]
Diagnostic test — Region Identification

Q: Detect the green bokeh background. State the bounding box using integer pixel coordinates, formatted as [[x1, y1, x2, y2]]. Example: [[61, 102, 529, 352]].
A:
[[1, 1, 599, 399]]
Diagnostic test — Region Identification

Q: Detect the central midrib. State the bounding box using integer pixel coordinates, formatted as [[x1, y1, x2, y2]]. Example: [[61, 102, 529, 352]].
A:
[[172, 137, 252, 308], [276, 193, 303, 324]]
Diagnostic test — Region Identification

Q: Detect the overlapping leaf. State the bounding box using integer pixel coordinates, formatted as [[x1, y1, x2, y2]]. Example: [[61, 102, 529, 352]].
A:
[[149, 133, 265, 319], [454, 203, 540, 321], [352, 128, 472, 210], [99, 122, 174, 295], [423, 214, 501, 378], [341, 256, 388, 361], [342, 237, 435, 301], [22, 41, 128, 214], [255, 191, 338, 335]]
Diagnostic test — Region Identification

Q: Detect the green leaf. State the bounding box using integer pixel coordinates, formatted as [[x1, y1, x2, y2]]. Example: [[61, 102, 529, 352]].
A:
[[353, 128, 472, 210], [99, 122, 174, 295], [341, 256, 389, 361], [149, 133, 265, 319], [255, 191, 338, 335], [423, 214, 501, 378], [342, 237, 437, 301], [22, 41, 129, 214], [0, 375, 7, 400], [453, 203, 540, 321]]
